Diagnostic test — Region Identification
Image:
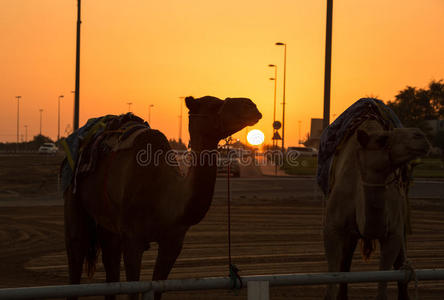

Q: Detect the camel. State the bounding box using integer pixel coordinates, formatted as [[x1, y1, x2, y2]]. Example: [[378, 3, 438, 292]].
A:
[[323, 119, 430, 300], [64, 96, 262, 300]]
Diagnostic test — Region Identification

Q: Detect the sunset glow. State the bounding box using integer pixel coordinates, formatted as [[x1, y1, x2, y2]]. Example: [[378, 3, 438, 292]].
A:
[[247, 129, 265, 146], [1, 1, 443, 146]]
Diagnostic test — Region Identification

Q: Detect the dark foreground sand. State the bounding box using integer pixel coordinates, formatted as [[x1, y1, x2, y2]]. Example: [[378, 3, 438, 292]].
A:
[[0, 196, 443, 299]]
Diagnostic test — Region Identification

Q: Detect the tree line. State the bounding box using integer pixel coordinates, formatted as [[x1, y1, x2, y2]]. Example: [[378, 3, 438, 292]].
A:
[[387, 79, 444, 148]]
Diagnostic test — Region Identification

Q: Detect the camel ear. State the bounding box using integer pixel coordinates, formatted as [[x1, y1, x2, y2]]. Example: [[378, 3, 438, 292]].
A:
[[185, 96, 198, 111], [357, 130, 369, 147]]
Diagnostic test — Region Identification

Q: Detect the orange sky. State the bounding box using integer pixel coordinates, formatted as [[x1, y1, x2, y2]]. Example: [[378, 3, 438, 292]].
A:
[[1, 0, 443, 145]]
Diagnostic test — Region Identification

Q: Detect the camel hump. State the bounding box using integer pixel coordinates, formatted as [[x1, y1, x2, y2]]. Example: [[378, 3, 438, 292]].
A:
[[133, 128, 172, 152]]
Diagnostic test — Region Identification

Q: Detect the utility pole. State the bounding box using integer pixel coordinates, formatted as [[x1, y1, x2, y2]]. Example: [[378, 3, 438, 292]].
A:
[[73, 0, 81, 131], [127, 102, 133, 112], [24, 125, 28, 142], [275, 42, 287, 151], [58, 95, 64, 141], [15, 96, 21, 151], [39, 109, 43, 135], [323, 0, 333, 130], [148, 104, 154, 123], [178, 97, 184, 143], [298, 120, 302, 145]]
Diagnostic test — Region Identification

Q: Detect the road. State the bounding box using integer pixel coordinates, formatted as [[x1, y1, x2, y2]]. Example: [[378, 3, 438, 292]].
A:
[[0, 177, 442, 208], [214, 177, 444, 200]]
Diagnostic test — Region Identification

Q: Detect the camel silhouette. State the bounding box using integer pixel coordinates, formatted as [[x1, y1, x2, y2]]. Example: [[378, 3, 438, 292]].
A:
[[64, 96, 262, 300], [323, 119, 430, 300]]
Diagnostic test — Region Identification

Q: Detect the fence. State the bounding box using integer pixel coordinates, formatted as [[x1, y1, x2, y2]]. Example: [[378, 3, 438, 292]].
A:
[[0, 269, 443, 300]]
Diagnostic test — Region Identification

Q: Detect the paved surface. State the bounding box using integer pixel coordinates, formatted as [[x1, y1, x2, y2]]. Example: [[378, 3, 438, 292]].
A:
[[1, 177, 442, 208], [215, 177, 444, 200]]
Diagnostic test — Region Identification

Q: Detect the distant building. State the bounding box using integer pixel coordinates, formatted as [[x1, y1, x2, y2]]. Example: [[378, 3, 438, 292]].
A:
[[304, 118, 323, 149]]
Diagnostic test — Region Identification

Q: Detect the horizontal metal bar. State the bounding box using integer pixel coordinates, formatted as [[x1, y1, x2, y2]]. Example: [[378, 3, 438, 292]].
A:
[[0, 269, 443, 300]]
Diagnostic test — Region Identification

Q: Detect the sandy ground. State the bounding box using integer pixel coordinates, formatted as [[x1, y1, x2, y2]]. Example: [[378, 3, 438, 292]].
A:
[[0, 154, 443, 299]]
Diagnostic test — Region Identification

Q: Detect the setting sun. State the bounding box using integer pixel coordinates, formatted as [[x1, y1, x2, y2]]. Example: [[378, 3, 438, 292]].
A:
[[247, 129, 265, 146]]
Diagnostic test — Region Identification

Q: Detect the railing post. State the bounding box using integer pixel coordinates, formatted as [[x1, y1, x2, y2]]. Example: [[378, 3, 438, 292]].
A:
[[247, 281, 269, 300]]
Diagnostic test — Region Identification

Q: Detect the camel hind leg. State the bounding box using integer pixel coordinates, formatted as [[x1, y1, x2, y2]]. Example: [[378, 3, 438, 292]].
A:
[[64, 190, 94, 300]]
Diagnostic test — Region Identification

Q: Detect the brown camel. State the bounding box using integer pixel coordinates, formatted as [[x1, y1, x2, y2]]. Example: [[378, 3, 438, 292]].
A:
[[64, 96, 262, 300], [323, 120, 430, 300]]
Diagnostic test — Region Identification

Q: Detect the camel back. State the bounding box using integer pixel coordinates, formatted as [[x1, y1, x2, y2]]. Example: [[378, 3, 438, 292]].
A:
[[316, 98, 403, 196], [60, 113, 150, 192]]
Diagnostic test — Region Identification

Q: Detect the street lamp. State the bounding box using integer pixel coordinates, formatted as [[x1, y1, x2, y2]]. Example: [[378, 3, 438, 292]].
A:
[[58, 95, 64, 141], [24, 125, 28, 142], [268, 64, 277, 147], [148, 104, 154, 124], [127, 102, 133, 112], [178, 97, 185, 143], [268, 64, 278, 126], [275, 42, 287, 151], [15, 96, 21, 151], [39, 109, 44, 135]]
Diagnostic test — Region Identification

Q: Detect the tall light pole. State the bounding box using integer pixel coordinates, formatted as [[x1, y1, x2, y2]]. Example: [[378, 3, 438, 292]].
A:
[[178, 97, 185, 143], [298, 120, 302, 145], [268, 64, 278, 128], [148, 104, 154, 123], [24, 125, 28, 142], [15, 96, 21, 150], [39, 109, 44, 135], [275, 42, 287, 150], [73, 0, 81, 131], [58, 95, 64, 141], [127, 102, 133, 112], [323, 0, 333, 130]]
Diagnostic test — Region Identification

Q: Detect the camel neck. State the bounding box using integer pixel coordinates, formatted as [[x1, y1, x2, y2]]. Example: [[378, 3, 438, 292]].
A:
[[181, 141, 219, 226]]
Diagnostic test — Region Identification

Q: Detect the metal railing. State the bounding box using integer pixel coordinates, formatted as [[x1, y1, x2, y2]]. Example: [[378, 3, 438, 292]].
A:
[[0, 269, 443, 300]]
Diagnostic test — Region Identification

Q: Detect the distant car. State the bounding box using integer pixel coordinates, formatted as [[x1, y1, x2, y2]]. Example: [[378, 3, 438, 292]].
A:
[[287, 146, 318, 157], [217, 150, 241, 177], [38, 142, 58, 154]]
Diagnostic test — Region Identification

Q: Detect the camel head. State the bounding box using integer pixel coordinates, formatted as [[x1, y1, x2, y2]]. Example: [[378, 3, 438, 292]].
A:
[[355, 127, 430, 239], [186, 96, 262, 149], [356, 127, 430, 177]]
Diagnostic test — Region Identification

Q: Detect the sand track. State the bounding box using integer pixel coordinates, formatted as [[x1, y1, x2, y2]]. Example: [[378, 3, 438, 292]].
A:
[[0, 197, 443, 299]]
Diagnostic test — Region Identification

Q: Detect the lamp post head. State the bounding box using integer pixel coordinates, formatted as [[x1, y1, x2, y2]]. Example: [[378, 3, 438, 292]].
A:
[[59, 95, 64, 99], [150, 104, 154, 108], [275, 42, 285, 46], [268, 64, 276, 67], [269, 77, 275, 81]]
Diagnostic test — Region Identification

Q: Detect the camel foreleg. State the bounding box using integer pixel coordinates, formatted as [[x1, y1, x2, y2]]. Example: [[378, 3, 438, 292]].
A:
[[377, 234, 407, 300], [393, 240, 409, 300], [122, 238, 146, 300], [324, 226, 356, 300], [98, 226, 122, 300], [152, 233, 186, 300]]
